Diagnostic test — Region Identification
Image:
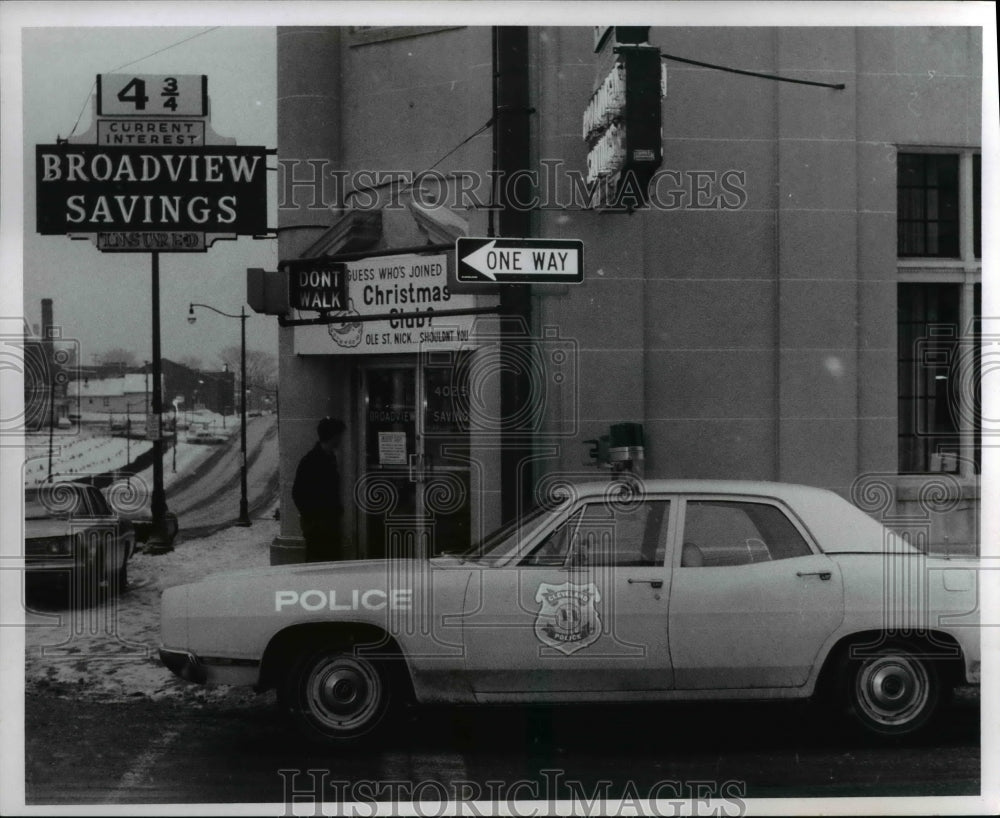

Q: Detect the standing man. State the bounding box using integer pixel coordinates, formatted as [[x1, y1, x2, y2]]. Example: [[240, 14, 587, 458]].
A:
[[292, 417, 346, 562]]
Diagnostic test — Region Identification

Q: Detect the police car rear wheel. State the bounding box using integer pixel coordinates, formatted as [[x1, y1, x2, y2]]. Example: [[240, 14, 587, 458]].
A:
[[839, 641, 942, 738], [284, 647, 392, 743]]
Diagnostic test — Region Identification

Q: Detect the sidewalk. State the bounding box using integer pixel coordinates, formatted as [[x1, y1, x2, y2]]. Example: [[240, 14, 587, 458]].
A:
[[24, 518, 279, 707]]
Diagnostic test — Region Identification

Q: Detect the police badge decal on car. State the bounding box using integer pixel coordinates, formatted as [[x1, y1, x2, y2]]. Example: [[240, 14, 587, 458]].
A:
[[534, 582, 602, 655]]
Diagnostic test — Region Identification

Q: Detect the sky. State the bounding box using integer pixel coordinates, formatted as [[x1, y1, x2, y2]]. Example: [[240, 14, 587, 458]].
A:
[[19, 24, 278, 369]]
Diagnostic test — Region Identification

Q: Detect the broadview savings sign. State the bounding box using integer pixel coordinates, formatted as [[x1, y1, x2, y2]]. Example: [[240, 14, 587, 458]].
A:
[[35, 145, 268, 236], [35, 73, 268, 253]]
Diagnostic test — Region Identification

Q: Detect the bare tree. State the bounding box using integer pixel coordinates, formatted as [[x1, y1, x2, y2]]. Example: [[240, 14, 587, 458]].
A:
[[100, 347, 138, 367], [217, 346, 277, 390]]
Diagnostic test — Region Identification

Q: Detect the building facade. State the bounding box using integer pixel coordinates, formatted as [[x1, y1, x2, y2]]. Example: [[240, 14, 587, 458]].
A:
[[269, 26, 983, 561], [76, 373, 150, 421]]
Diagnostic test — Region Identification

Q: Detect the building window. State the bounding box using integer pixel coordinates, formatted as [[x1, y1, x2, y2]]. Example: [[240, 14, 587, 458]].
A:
[[898, 284, 960, 473], [973, 153, 981, 259], [897, 283, 981, 475], [897, 149, 981, 476], [897, 153, 959, 258]]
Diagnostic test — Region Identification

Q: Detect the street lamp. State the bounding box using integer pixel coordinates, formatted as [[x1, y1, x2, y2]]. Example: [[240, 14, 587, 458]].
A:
[[222, 363, 229, 428], [188, 302, 251, 527], [172, 403, 179, 473]]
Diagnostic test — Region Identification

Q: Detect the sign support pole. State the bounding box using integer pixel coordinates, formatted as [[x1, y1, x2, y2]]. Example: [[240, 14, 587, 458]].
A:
[[237, 306, 251, 526], [35, 72, 267, 552], [147, 251, 172, 552], [494, 26, 534, 525]]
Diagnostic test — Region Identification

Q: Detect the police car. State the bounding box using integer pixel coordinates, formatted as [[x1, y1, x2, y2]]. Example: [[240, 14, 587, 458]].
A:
[[159, 479, 980, 744]]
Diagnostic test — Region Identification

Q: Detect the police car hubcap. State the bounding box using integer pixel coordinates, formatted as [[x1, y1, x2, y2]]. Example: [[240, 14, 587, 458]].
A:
[[308, 656, 381, 728], [330, 677, 356, 702], [856, 654, 929, 725]]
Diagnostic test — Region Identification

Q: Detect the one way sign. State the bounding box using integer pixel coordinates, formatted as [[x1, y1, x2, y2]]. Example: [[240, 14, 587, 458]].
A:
[[456, 237, 584, 283]]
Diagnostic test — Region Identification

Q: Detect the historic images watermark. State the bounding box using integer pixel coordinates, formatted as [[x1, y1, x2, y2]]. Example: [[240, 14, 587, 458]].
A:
[[0, 315, 80, 444], [278, 769, 748, 817], [5, 317, 150, 650], [277, 160, 749, 214], [15, 473, 151, 657]]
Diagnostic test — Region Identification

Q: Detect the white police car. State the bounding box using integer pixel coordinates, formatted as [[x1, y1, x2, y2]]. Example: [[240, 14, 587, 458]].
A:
[[159, 479, 980, 744]]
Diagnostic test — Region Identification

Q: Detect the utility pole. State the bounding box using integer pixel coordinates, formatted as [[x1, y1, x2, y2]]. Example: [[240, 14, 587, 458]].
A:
[[493, 26, 534, 524], [146, 252, 172, 553]]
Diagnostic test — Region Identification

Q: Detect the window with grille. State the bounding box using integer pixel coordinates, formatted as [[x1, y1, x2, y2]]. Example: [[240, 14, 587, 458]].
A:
[[897, 153, 960, 258], [897, 150, 981, 476], [898, 284, 961, 473]]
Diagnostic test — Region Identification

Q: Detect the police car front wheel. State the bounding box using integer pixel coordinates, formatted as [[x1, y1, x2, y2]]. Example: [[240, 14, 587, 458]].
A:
[[283, 646, 393, 743]]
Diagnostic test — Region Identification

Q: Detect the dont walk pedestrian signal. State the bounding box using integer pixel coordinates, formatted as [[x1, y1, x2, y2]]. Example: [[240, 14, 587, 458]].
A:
[[285, 262, 348, 312], [247, 263, 349, 315]]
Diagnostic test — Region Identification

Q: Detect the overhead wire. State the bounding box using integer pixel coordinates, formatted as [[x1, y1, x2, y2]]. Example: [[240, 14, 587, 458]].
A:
[[273, 118, 495, 234], [342, 117, 495, 207], [63, 27, 220, 141], [660, 51, 846, 90]]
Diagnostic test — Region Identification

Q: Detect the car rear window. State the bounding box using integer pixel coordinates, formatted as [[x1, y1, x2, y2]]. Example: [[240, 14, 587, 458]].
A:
[[681, 501, 812, 567]]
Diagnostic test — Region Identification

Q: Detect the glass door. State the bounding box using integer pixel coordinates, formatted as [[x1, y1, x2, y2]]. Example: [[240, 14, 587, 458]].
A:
[[362, 366, 418, 559], [361, 356, 471, 559], [421, 357, 472, 555]]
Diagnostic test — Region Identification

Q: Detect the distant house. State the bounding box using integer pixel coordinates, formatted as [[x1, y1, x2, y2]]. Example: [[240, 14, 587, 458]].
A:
[[76, 373, 154, 422]]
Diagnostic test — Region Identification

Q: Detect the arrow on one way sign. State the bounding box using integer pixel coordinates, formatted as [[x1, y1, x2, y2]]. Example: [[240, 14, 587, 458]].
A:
[[456, 237, 584, 283]]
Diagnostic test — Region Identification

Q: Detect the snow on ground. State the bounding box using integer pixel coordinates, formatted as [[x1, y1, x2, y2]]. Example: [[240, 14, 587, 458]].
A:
[[132, 436, 219, 492], [24, 518, 278, 708], [24, 428, 152, 486], [22, 417, 274, 706], [24, 425, 223, 500]]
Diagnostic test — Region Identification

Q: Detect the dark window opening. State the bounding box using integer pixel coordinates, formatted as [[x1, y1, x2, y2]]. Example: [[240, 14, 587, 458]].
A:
[[897, 153, 960, 258], [974, 283, 982, 473], [897, 283, 962, 473], [973, 153, 981, 259]]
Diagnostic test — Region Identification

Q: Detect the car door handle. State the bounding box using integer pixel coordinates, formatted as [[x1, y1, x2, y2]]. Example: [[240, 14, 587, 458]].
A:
[[627, 578, 663, 588], [796, 571, 832, 581]]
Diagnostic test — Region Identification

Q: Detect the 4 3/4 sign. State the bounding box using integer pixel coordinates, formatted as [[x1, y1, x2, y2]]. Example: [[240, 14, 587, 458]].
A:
[[97, 74, 208, 117]]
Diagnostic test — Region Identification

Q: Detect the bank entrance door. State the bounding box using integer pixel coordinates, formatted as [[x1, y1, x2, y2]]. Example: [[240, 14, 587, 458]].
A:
[[361, 358, 472, 559]]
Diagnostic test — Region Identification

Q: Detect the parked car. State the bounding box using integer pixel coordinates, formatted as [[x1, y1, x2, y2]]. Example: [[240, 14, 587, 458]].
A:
[[159, 479, 980, 743], [25, 481, 136, 595], [187, 429, 228, 444]]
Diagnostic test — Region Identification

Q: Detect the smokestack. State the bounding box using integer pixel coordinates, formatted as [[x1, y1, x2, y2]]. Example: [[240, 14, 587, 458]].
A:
[[40, 299, 55, 429], [41, 299, 54, 351], [41, 298, 53, 334]]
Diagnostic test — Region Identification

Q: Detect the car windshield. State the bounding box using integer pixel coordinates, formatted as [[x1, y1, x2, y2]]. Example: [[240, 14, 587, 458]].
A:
[[453, 500, 564, 564], [24, 487, 86, 519]]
